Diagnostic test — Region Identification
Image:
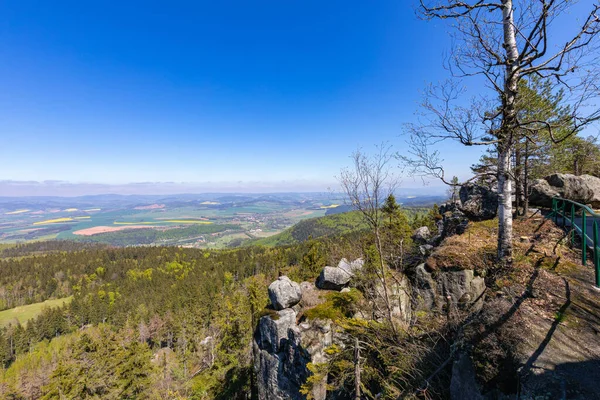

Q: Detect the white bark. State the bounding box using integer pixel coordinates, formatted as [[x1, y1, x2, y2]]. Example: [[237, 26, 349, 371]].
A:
[[497, 0, 519, 264], [497, 146, 513, 262]]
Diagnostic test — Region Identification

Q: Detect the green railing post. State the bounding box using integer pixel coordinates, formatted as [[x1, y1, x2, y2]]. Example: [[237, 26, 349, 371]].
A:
[[594, 220, 599, 288], [549, 197, 599, 289], [582, 210, 587, 266], [571, 203, 576, 245]]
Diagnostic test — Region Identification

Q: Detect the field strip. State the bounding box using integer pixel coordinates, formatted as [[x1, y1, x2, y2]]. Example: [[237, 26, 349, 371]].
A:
[[0, 296, 73, 328]]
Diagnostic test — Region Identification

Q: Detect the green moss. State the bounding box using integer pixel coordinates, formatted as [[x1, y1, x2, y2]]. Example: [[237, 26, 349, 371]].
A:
[[304, 289, 362, 321], [257, 308, 280, 321]]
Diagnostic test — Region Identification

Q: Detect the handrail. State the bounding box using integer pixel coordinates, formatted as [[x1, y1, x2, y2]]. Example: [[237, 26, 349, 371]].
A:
[[551, 197, 600, 288]]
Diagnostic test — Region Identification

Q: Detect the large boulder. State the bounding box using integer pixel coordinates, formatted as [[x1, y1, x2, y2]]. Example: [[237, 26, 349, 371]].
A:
[[579, 174, 600, 207], [337, 258, 364, 276], [373, 273, 412, 323], [529, 179, 560, 207], [459, 183, 498, 221], [268, 276, 302, 311], [440, 208, 469, 239], [450, 352, 484, 400], [316, 266, 352, 290], [316, 258, 363, 290], [412, 226, 431, 244], [530, 173, 600, 208]]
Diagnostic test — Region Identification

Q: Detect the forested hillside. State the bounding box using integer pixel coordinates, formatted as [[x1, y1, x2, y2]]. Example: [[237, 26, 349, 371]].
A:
[[252, 208, 434, 247]]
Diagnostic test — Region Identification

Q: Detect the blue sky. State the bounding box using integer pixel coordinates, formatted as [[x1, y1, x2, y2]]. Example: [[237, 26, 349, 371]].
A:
[[2, 1, 590, 194]]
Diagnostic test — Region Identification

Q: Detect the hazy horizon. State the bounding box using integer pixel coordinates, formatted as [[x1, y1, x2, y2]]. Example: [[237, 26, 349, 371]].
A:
[[0, 179, 447, 197]]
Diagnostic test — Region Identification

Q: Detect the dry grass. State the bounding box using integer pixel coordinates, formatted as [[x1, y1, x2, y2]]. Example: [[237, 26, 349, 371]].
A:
[[425, 219, 497, 274]]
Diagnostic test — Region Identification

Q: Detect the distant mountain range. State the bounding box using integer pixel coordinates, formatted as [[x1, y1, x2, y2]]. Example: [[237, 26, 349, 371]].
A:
[[0, 179, 448, 197]]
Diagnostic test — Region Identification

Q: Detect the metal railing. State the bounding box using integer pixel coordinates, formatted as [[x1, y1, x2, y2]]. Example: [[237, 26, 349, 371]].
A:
[[551, 197, 600, 288]]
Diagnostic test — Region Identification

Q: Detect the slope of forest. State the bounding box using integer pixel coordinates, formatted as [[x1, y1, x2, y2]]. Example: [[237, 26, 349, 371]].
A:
[[251, 207, 433, 247]]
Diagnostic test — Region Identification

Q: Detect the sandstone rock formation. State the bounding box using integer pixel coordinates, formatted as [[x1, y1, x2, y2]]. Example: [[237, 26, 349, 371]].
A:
[[255, 277, 337, 400], [412, 226, 431, 244], [459, 183, 498, 221], [413, 263, 485, 312], [438, 202, 470, 240], [316, 258, 363, 290], [268, 276, 303, 311], [530, 173, 600, 208]]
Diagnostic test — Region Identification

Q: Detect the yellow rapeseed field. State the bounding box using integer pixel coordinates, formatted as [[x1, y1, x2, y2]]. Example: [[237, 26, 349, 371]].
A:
[[33, 217, 74, 225], [164, 220, 213, 224], [5, 209, 30, 215]]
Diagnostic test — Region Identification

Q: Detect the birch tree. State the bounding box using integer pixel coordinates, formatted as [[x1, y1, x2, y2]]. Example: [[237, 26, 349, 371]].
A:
[[403, 0, 600, 265], [338, 145, 401, 333]]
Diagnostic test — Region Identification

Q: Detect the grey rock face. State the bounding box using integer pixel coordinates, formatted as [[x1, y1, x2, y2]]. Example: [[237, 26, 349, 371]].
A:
[[530, 173, 600, 208], [257, 309, 297, 353], [414, 263, 437, 310], [529, 179, 560, 208], [254, 312, 335, 399], [459, 183, 498, 221], [442, 209, 470, 238], [419, 244, 434, 256], [579, 174, 600, 207], [316, 258, 363, 290], [439, 270, 486, 311], [268, 276, 303, 311], [412, 264, 485, 312], [450, 352, 484, 400], [317, 266, 351, 290], [338, 257, 364, 276], [412, 226, 431, 244]]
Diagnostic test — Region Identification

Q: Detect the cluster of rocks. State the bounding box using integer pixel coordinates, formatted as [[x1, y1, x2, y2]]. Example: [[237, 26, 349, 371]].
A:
[[316, 258, 363, 290], [254, 257, 365, 400], [530, 173, 600, 208], [416, 183, 498, 248], [255, 184, 500, 399], [255, 275, 329, 400]]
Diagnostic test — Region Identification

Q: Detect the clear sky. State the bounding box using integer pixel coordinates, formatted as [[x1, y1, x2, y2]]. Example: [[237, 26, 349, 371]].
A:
[[4, 1, 589, 194]]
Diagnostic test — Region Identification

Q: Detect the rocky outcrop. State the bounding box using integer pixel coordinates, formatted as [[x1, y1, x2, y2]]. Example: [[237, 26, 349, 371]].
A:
[[254, 308, 309, 400], [437, 202, 469, 240], [337, 258, 363, 276], [316, 258, 363, 290], [255, 277, 338, 400], [412, 226, 431, 244], [450, 352, 484, 400], [530, 173, 600, 208], [580, 175, 600, 206], [413, 263, 485, 312], [459, 183, 498, 221], [529, 179, 559, 207], [316, 266, 351, 290], [419, 244, 434, 256], [268, 276, 303, 310]]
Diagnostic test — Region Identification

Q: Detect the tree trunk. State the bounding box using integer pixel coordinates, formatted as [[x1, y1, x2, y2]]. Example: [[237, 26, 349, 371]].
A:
[[497, 146, 514, 263], [524, 140, 530, 216], [354, 336, 361, 400], [498, 0, 519, 265], [514, 144, 522, 217]]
